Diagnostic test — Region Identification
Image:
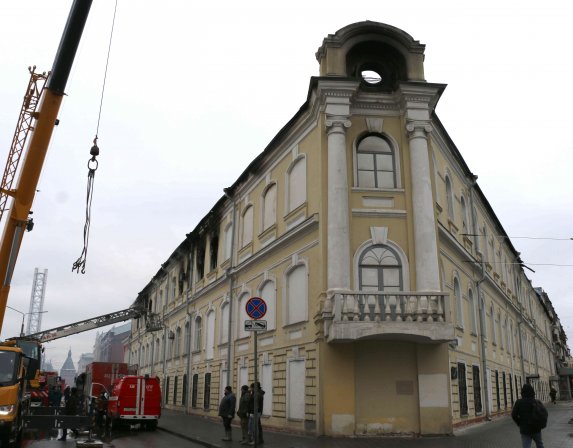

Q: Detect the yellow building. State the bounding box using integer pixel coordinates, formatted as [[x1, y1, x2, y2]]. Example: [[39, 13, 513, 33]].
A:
[[128, 21, 563, 436]]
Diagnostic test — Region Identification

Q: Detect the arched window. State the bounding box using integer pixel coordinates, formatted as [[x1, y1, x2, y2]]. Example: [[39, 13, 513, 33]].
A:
[[468, 288, 477, 334], [454, 277, 463, 328], [262, 183, 277, 230], [260, 280, 276, 330], [220, 302, 229, 343], [223, 223, 233, 260], [184, 322, 190, 355], [445, 175, 454, 219], [287, 157, 306, 212], [356, 134, 396, 188], [490, 305, 496, 344], [238, 293, 250, 338], [241, 205, 253, 247], [460, 196, 468, 233], [193, 316, 202, 351], [206, 311, 215, 360], [175, 327, 182, 358], [285, 265, 307, 325], [358, 244, 402, 292]]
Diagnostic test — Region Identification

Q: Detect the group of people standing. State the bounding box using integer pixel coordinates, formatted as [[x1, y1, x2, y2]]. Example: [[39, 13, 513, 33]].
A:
[[219, 382, 265, 445]]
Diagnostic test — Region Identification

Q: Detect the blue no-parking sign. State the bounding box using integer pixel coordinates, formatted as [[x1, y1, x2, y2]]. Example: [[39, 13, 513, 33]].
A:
[[246, 297, 267, 320]]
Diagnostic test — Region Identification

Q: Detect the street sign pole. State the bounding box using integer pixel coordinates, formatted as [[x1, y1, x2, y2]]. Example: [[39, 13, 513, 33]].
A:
[[245, 296, 266, 448], [253, 327, 258, 448]]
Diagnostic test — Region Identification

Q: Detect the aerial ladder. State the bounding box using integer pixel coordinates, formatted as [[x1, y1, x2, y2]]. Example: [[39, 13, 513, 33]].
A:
[[20, 306, 162, 344]]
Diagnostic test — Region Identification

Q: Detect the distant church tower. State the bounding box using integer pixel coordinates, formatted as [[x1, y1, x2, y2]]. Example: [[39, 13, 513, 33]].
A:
[[60, 348, 77, 387]]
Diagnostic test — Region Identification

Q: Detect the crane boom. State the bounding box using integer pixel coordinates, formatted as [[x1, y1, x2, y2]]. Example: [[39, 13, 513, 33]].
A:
[[0, 0, 93, 333]]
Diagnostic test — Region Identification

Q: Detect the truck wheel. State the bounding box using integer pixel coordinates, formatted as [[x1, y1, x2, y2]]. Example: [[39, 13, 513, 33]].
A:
[[146, 421, 158, 431]]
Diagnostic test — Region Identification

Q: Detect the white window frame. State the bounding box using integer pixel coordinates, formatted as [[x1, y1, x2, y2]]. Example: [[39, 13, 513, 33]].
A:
[[285, 156, 306, 213], [283, 261, 308, 326]]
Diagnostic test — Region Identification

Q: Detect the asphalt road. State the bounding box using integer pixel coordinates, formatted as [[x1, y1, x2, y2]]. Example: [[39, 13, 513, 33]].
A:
[[22, 426, 204, 448]]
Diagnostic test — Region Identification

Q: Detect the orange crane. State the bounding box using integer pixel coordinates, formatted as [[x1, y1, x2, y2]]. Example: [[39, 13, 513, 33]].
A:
[[0, 0, 93, 334]]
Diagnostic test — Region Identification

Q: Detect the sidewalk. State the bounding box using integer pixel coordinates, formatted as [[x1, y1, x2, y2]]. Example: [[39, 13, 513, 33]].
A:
[[158, 402, 573, 448]]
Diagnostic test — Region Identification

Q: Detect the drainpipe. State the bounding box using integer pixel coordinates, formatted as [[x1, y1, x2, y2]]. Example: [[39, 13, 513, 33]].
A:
[[224, 188, 237, 388], [469, 176, 491, 420]]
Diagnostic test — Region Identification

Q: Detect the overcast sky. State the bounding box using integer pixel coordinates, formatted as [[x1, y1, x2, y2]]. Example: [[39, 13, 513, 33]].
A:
[[1, 0, 572, 371]]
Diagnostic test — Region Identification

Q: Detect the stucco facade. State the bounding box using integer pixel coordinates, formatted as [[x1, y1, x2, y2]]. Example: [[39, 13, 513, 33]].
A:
[[128, 22, 567, 436]]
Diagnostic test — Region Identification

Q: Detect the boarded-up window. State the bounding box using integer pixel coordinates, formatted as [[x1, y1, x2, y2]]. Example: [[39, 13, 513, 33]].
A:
[[286, 265, 307, 325], [287, 359, 305, 420], [288, 158, 306, 212], [261, 362, 273, 417], [220, 302, 229, 343], [241, 206, 253, 246], [260, 281, 276, 330], [238, 294, 250, 338], [262, 184, 277, 230], [223, 224, 232, 260], [206, 311, 215, 360]]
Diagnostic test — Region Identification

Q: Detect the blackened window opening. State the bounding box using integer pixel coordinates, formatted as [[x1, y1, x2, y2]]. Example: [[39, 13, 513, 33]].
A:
[[472, 365, 482, 414], [204, 373, 212, 410], [458, 363, 468, 416], [191, 373, 198, 408]]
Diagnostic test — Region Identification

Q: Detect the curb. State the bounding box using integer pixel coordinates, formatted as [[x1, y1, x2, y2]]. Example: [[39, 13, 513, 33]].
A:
[[158, 425, 223, 448]]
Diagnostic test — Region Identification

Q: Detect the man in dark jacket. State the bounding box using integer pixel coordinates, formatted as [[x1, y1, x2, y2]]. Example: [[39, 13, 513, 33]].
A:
[[237, 385, 251, 444], [511, 383, 548, 448], [58, 387, 80, 441], [248, 382, 265, 445], [218, 386, 236, 441]]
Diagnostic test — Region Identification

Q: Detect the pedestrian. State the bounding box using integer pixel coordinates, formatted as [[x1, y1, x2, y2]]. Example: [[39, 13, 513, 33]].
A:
[[59, 387, 80, 441], [237, 385, 251, 445], [248, 382, 265, 445], [218, 386, 236, 442], [96, 391, 108, 430], [511, 383, 548, 448], [549, 387, 557, 404]]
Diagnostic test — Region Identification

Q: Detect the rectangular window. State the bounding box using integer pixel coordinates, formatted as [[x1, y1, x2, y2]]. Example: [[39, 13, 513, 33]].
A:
[[209, 233, 219, 270], [165, 377, 170, 405], [495, 370, 500, 411], [472, 365, 482, 415], [182, 374, 187, 405], [197, 244, 205, 279], [502, 372, 507, 409], [191, 374, 198, 408], [509, 373, 514, 405], [204, 373, 212, 410], [457, 363, 468, 416], [173, 376, 178, 405]]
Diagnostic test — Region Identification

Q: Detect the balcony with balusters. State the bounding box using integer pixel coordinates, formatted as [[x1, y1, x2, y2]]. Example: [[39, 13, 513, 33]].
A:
[[321, 290, 455, 343]]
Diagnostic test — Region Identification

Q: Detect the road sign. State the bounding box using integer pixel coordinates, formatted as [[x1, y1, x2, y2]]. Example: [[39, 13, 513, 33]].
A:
[[244, 320, 267, 331], [246, 297, 267, 319]]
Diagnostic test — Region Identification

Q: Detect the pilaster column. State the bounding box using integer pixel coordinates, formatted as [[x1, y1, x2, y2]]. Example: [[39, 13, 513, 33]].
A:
[[326, 116, 352, 291], [406, 121, 440, 291]]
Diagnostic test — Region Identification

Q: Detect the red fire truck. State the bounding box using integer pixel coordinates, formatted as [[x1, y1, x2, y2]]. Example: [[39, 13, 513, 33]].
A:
[[107, 375, 161, 430]]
